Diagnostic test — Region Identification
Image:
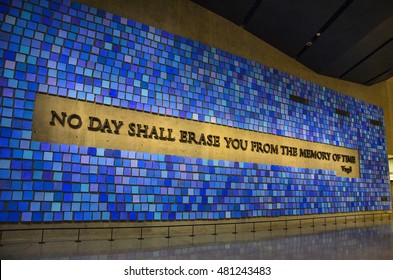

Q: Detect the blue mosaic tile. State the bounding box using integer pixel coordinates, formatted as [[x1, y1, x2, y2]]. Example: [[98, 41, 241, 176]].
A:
[[0, 0, 390, 223]]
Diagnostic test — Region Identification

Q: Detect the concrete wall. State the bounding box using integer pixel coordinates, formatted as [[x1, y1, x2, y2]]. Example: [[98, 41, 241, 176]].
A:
[[77, 0, 392, 155], [385, 78, 393, 155]]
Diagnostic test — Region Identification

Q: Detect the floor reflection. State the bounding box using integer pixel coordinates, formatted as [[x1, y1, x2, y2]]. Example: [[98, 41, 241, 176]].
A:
[[98, 223, 393, 260], [1, 220, 392, 259]]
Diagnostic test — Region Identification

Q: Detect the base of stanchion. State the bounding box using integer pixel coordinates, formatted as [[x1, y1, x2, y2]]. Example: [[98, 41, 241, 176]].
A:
[[38, 242, 45, 244], [108, 239, 114, 242], [75, 240, 82, 243]]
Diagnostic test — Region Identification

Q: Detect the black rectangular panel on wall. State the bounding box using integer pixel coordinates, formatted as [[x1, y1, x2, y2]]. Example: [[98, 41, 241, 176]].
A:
[[335, 108, 351, 117], [290, 94, 309, 105], [370, 119, 383, 127]]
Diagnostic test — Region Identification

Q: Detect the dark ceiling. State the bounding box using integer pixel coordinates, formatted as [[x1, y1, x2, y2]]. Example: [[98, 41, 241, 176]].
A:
[[191, 0, 393, 86]]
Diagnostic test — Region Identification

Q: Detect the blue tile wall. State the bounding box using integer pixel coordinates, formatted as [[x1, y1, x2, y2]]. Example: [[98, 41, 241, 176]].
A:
[[0, 0, 390, 223]]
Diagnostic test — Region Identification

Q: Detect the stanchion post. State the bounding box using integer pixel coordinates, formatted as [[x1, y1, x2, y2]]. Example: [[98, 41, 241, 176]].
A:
[[212, 224, 218, 236], [232, 223, 238, 234], [75, 228, 82, 243], [190, 225, 195, 237], [38, 229, 45, 244], [165, 227, 171, 239], [251, 222, 256, 233], [138, 227, 144, 240], [268, 221, 272, 231], [108, 228, 114, 241]]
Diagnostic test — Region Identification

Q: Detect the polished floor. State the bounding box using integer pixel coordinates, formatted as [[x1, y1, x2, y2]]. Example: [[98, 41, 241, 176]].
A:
[[1, 217, 393, 259]]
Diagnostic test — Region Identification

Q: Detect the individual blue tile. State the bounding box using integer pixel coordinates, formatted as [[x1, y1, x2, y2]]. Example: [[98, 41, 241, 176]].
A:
[[31, 212, 42, 222], [74, 212, 83, 221], [53, 212, 63, 221]]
